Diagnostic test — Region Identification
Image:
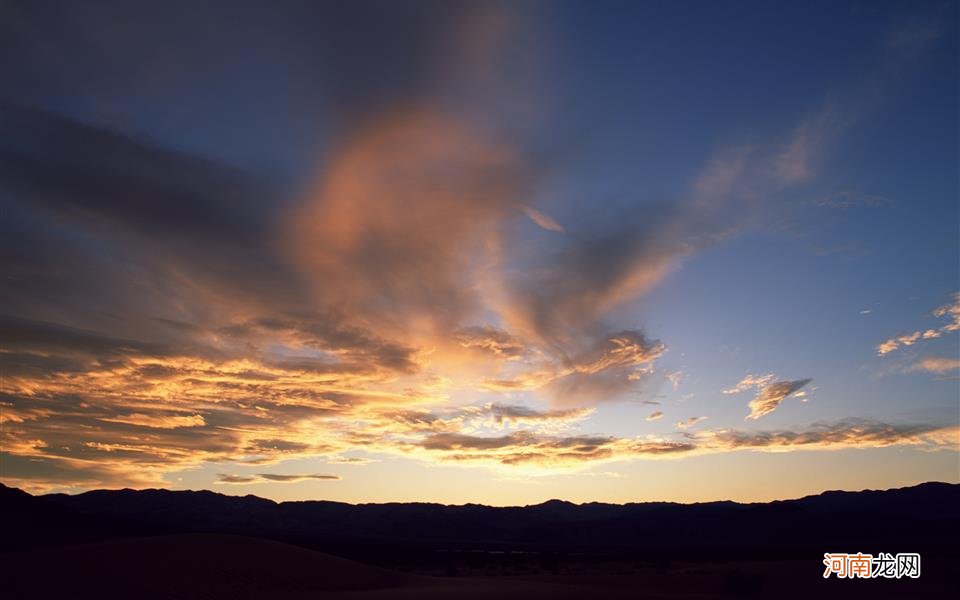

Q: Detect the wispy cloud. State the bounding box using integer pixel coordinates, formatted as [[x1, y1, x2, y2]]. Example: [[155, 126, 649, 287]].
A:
[[724, 374, 812, 420], [646, 411, 664, 422], [665, 370, 683, 390], [676, 416, 708, 430], [326, 456, 378, 465], [877, 292, 959, 355], [522, 205, 566, 233], [216, 473, 341, 485], [481, 330, 665, 404], [906, 357, 960, 376], [383, 419, 959, 469], [98, 413, 206, 429], [454, 325, 526, 359], [814, 190, 891, 209]]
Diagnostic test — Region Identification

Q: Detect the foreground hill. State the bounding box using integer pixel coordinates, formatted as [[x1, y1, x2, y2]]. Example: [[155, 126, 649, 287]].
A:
[[2, 482, 958, 598], [4, 533, 640, 599]]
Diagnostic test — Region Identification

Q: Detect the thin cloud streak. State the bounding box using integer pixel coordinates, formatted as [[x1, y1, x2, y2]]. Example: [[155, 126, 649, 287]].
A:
[[216, 473, 341, 485], [522, 205, 566, 233]]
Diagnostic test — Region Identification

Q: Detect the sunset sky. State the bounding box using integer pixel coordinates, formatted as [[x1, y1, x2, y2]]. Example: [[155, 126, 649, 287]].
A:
[[1, 0, 958, 505]]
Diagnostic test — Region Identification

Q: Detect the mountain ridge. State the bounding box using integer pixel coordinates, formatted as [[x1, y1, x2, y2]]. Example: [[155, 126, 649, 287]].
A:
[[13, 478, 956, 509], [3, 480, 958, 561]]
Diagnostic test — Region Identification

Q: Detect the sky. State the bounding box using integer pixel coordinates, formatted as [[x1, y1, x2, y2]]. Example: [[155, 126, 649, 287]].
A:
[[1, 0, 958, 505]]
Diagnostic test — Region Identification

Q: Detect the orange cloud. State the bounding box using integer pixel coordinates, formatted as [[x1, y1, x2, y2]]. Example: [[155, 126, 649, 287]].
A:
[[286, 111, 524, 340], [724, 374, 812, 420], [876, 292, 959, 355], [99, 413, 206, 429]]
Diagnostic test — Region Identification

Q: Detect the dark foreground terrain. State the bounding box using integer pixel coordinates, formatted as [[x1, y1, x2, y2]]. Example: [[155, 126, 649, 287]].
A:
[[2, 481, 958, 598]]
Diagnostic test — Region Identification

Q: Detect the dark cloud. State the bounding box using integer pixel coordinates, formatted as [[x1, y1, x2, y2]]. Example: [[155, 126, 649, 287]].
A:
[[505, 215, 695, 344], [701, 419, 956, 451], [216, 472, 340, 484], [403, 419, 956, 468], [257, 473, 340, 482], [0, 1, 502, 132], [216, 474, 258, 484], [487, 403, 592, 425], [0, 105, 272, 241], [421, 432, 538, 452], [0, 314, 173, 362]]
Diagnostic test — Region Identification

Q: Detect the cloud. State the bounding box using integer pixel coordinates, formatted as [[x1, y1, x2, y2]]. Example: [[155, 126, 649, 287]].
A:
[[697, 420, 958, 453], [501, 215, 698, 347], [906, 357, 960, 376], [646, 411, 664, 422], [745, 379, 812, 420], [877, 329, 942, 355], [379, 419, 959, 469], [665, 370, 683, 390], [414, 431, 661, 466], [676, 416, 708, 430], [257, 473, 341, 482], [286, 111, 526, 336], [0, 7, 951, 494], [99, 413, 206, 429], [876, 292, 959, 355], [776, 107, 837, 184], [215, 474, 258, 484], [814, 191, 891, 209], [486, 403, 594, 426], [326, 456, 378, 465], [454, 325, 526, 359], [216, 473, 341, 485], [933, 293, 960, 332], [775, 17, 944, 187], [724, 374, 812, 420], [521, 205, 565, 233], [483, 330, 665, 404]]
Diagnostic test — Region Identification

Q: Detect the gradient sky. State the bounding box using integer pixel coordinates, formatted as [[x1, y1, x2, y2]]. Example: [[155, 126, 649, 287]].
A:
[[1, 0, 958, 505]]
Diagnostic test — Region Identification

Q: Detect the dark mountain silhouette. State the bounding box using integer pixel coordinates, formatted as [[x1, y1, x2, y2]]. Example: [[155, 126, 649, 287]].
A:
[[4, 481, 959, 556], [2, 482, 958, 598]]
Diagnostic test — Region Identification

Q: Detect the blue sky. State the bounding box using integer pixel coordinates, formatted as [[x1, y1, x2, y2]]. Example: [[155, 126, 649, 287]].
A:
[[0, 0, 957, 503]]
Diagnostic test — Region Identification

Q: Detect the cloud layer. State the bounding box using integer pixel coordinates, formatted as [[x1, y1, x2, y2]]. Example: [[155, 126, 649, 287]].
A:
[[0, 4, 954, 495]]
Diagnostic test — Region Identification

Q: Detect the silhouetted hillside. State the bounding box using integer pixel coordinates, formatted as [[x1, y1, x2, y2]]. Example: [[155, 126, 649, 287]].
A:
[[5, 533, 638, 600], [4, 482, 959, 599], [3, 481, 958, 560]]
